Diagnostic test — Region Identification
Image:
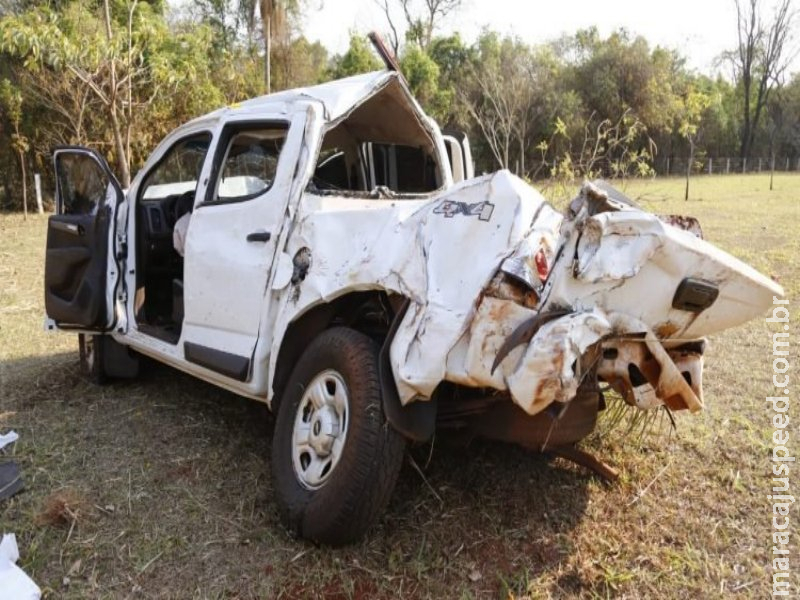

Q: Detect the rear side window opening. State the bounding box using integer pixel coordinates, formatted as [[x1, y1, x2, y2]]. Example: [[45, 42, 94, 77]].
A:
[[366, 143, 438, 193], [308, 79, 443, 197]]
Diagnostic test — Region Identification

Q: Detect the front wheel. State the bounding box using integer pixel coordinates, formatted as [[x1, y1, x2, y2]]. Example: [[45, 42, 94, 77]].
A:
[[271, 327, 406, 546]]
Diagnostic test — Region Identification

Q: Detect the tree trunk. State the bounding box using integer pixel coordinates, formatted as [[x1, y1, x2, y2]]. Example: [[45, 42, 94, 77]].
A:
[[108, 105, 131, 187], [18, 149, 27, 219], [685, 141, 694, 201], [770, 151, 776, 191], [740, 91, 751, 160], [264, 15, 271, 94], [102, 0, 129, 187]]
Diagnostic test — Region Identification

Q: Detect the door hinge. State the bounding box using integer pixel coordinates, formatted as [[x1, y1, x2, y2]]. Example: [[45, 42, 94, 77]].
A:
[[116, 233, 128, 260]]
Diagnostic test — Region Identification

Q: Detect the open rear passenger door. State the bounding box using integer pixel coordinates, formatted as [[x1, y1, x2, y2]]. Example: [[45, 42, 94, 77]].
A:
[[44, 148, 124, 331]]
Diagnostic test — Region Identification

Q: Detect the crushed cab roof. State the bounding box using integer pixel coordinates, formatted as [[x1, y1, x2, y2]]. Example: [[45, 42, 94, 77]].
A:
[[187, 70, 413, 128], [176, 69, 444, 170]]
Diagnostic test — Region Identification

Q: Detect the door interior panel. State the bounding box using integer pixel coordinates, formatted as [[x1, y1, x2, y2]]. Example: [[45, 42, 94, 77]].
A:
[[45, 246, 91, 289], [44, 209, 110, 327]]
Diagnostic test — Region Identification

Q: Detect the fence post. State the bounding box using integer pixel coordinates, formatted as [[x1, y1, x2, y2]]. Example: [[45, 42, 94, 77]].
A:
[[34, 173, 43, 214], [666, 157, 670, 176], [708, 158, 712, 174], [758, 157, 762, 172], [743, 158, 747, 173], [726, 158, 730, 174], [786, 157, 790, 171]]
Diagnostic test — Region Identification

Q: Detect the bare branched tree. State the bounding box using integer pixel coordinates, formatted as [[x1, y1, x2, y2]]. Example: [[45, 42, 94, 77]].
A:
[[730, 0, 796, 160], [374, 0, 402, 56], [374, 0, 462, 51], [459, 55, 535, 173]]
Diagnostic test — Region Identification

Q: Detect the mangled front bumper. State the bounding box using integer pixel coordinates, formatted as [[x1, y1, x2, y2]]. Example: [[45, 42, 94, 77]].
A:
[[440, 181, 781, 418], [499, 309, 704, 415], [444, 299, 704, 417]]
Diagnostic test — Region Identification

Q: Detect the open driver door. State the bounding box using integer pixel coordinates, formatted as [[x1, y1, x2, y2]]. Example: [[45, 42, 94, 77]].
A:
[[44, 147, 124, 332]]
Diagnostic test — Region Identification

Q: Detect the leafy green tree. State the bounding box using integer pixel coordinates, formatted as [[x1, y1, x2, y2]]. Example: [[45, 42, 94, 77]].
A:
[[399, 44, 452, 120], [676, 87, 711, 200], [272, 36, 328, 90], [426, 33, 472, 127], [328, 34, 381, 79], [0, 0, 225, 185], [693, 76, 738, 158], [568, 29, 681, 136], [459, 32, 567, 176]]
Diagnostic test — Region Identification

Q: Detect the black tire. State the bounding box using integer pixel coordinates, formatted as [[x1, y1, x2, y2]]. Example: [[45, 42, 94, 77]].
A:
[[78, 333, 107, 384], [272, 327, 406, 546]]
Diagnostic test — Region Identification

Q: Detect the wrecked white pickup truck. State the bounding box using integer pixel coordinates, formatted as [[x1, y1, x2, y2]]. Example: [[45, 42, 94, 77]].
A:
[[44, 70, 783, 545]]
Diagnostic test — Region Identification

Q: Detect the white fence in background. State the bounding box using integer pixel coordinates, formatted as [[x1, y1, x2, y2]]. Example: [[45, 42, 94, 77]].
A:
[[654, 156, 800, 176]]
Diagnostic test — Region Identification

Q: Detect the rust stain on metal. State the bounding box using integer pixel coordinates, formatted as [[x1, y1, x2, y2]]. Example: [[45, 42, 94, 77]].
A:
[[658, 214, 703, 238], [655, 322, 680, 338], [491, 309, 570, 374]]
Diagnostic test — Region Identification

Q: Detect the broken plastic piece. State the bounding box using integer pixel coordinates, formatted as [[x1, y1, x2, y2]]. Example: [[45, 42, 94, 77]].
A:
[[0, 430, 18, 452], [0, 534, 41, 599], [0, 462, 23, 501]]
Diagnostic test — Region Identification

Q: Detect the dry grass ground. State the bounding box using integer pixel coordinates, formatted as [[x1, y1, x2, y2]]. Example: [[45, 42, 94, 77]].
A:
[[0, 173, 797, 598]]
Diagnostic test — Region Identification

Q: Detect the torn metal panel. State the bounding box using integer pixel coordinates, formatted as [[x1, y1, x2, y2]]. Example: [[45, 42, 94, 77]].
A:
[[269, 171, 550, 404], [504, 310, 611, 415], [491, 309, 703, 416], [239, 71, 404, 124], [444, 296, 536, 390], [573, 212, 664, 283], [598, 338, 704, 412], [541, 182, 784, 340]]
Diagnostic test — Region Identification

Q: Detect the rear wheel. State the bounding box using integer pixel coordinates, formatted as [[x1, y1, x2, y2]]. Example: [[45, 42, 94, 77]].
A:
[[272, 327, 406, 546]]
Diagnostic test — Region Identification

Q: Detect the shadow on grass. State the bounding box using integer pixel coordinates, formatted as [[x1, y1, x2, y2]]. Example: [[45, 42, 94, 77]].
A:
[[2, 350, 595, 596]]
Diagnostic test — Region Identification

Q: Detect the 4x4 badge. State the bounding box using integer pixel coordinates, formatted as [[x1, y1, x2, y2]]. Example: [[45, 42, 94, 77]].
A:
[[433, 200, 495, 221]]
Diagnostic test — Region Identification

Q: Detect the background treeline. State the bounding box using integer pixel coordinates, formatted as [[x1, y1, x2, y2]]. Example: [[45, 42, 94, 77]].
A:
[[0, 0, 797, 212]]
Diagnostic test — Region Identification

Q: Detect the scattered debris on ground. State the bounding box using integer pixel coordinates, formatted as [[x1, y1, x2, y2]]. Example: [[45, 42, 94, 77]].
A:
[[0, 534, 41, 599]]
